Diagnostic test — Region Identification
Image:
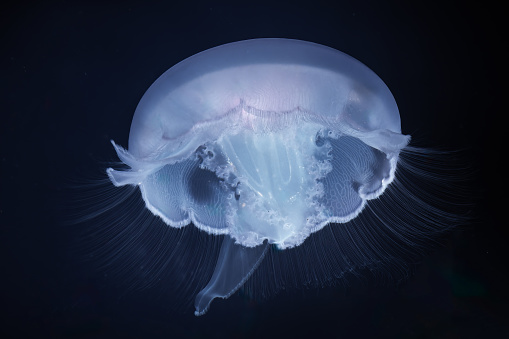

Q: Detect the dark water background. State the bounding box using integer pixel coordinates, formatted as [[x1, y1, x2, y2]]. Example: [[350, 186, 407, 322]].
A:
[[1, 1, 505, 338]]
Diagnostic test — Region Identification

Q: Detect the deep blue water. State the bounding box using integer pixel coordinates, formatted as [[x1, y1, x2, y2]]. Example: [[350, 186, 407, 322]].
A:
[[1, 1, 505, 338]]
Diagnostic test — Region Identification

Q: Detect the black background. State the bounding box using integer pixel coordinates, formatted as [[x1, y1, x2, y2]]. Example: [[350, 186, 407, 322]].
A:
[[1, 1, 505, 338]]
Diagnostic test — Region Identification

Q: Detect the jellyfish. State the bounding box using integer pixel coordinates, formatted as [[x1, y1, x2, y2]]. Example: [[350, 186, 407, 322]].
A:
[[105, 39, 456, 316]]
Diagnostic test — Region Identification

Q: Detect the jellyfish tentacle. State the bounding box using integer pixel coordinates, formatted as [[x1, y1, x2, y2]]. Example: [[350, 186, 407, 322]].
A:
[[194, 236, 269, 316]]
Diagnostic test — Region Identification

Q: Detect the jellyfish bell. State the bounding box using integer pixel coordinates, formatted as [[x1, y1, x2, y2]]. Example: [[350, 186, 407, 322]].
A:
[[105, 38, 442, 316], [108, 39, 409, 245]]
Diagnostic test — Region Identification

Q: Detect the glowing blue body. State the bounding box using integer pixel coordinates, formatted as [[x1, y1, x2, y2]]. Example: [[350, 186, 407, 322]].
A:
[[107, 39, 410, 315]]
